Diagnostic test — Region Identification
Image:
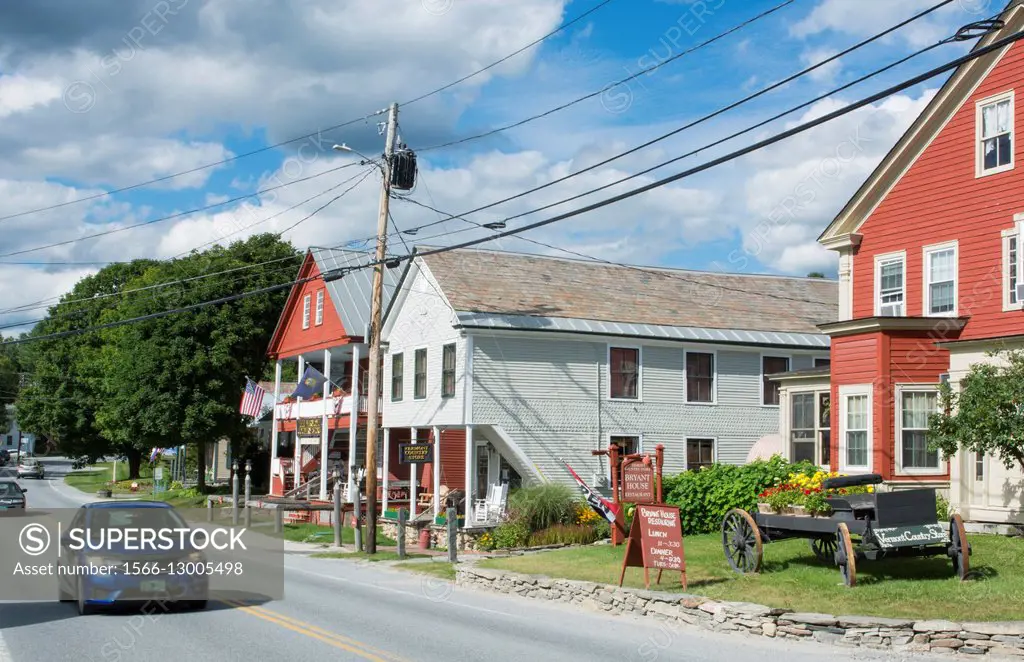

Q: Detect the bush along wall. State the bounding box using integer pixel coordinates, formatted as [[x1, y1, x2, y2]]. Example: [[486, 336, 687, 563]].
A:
[[662, 455, 820, 535]]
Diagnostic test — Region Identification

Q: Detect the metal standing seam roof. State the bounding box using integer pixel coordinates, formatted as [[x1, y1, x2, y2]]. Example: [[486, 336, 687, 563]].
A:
[[415, 246, 837, 347], [309, 247, 401, 338]]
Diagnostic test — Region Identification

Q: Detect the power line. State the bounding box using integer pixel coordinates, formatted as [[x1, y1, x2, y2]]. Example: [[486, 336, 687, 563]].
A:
[[0, 162, 366, 260], [397, 0, 961, 237], [0, 167, 375, 317], [414, 0, 799, 152], [0, 0, 617, 225], [5, 26, 1019, 347]]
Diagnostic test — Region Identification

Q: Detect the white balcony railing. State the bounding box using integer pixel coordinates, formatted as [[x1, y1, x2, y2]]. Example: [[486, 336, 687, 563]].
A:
[[274, 394, 381, 420]]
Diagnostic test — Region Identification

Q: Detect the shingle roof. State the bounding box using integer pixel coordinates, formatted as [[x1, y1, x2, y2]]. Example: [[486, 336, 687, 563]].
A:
[[310, 247, 401, 338], [417, 247, 837, 336]]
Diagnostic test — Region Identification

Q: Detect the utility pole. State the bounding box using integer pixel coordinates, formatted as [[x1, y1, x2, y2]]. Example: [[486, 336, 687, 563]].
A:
[[364, 101, 398, 555]]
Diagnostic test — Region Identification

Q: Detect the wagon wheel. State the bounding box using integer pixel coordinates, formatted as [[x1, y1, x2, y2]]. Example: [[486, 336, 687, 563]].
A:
[[949, 513, 970, 581], [810, 536, 837, 565], [722, 508, 763, 574], [835, 522, 856, 587]]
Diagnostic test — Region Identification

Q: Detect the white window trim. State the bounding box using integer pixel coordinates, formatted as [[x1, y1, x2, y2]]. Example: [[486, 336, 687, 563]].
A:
[[314, 289, 324, 326], [894, 384, 945, 477], [440, 342, 457, 399], [838, 384, 873, 473], [390, 352, 404, 402], [607, 344, 643, 402], [975, 89, 1015, 178], [684, 436, 717, 471], [873, 250, 907, 317], [683, 348, 718, 405], [759, 353, 792, 407], [412, 345, 428, 401], [923, 240, 959, 317], [606, 433, 643, 484], [786, 388, 830, 468], [302, 294, 311, 329], [1004, 220, 1024, 312]]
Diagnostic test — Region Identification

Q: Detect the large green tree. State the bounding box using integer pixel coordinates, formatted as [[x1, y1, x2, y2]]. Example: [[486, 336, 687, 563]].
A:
[[15, 260, 157, 459], [95, 234, 297, 484], [930, 350, 1024, 472], [0, 346, 22, 431]]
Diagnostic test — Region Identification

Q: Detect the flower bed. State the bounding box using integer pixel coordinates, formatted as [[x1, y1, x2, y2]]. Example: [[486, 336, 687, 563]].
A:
[[757, 470, 873, 517]]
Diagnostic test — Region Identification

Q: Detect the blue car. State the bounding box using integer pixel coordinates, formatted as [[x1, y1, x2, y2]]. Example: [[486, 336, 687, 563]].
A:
[[57, 501, 210, 615]]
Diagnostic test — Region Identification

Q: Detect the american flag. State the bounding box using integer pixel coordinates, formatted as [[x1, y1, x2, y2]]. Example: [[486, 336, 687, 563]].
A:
[[239, 378, 266, 418]]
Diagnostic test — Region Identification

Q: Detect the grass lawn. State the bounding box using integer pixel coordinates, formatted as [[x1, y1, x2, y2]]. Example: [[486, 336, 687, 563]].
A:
[[394, 561, 456, 581], [311, 551, 429, 561], [281, 522, 395, 546], [480, 533, 1024, 621], [65, 461, 151, 492]]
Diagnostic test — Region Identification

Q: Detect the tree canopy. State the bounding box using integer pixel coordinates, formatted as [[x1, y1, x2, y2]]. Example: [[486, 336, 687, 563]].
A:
[[929, 350, 1024, 472], [15, 234, 299, 482]]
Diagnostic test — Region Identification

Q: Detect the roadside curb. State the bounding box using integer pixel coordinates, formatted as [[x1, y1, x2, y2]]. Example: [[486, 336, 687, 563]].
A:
[[455, 564, 1024, 658]]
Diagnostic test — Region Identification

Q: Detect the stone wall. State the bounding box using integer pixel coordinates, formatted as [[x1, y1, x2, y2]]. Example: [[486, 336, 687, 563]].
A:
[[456, 565, 1024, 657], [379, 521, 490, 551]]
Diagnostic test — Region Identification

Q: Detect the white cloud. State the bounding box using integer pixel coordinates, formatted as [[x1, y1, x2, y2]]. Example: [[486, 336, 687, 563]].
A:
[[0, 74, 61, 118], [800, 47, 842, 83], [790, 0, 979, 48]]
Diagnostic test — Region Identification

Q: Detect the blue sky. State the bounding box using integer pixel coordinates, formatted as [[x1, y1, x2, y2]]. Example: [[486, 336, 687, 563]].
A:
[[0, 0, 1005, 332]]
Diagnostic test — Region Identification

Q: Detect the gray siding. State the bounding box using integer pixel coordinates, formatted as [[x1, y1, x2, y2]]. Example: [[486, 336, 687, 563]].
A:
[[472, 334, 827, 487]]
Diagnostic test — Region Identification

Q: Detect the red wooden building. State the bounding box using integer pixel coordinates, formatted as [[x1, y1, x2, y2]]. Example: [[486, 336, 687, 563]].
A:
[[776, 2, 1024, 526], [264, 247, 400, 501]]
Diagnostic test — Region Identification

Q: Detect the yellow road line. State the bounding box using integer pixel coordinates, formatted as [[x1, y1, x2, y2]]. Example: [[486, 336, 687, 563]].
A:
[[222, 600, 406, 662]]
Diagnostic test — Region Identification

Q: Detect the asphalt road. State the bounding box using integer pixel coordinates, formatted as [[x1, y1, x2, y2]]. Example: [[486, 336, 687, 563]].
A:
[[0, 459, 941, 662]]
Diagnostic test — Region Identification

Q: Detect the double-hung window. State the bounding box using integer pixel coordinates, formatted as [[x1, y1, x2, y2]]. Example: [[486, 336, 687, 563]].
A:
[[609, 347, 640, 400], [391, 353, 403, 402], [762, 356, 789, 405], [302, 294, 311, 329], [841, 387, 871, 471], [899, 388, 940, 472], [924, 242, 957, 315], [414, 349, 427, 400], [686, 438, 715, 471], [685, 351, 714, 403], [1005, 220, 1024, 310], [875, 252, 905, 316], [790, 392, 816, 464], [441, 344, 456, 398], [314, 289, 324, 326], [977, 92, 1013, 176], [609, 435, 640, 481]]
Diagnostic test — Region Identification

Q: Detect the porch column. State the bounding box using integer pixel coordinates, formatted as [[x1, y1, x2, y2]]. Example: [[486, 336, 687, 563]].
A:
[[347, 344, 361, 502], [382, 428, 391, 512], [294, 396, 303, 490], [433, 426, 441, 518], [320, 348, 331, 501], [270, 359, 281, 467], [298, 355, 305, 379], [464, 425, 474, 525], [410, 428, 418, 516]]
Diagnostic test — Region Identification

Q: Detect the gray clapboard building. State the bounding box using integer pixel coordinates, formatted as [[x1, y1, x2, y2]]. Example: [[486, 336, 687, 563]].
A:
[[380, 246, 836, 507]]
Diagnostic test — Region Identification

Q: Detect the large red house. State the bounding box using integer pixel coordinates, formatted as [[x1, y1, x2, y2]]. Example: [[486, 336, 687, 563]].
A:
[[776, 1, 1024, 527]]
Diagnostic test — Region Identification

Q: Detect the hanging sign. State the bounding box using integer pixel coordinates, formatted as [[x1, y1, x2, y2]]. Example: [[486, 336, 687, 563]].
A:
[[621, 459, 655, 503], [398, 443, 433, 464], [619, 503, 687, 590], [297, 417, 322, 437]]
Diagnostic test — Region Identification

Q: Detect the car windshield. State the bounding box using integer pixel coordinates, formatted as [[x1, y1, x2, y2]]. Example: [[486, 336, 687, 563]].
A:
[[0, 483, 21, 497], [86, 507, 188, 531]]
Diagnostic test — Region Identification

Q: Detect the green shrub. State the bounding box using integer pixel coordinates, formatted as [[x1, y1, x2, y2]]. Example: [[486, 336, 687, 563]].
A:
[[492, 514, 530, 548], [662, 455, 819, 535], [527, 524, 602, 547], [507, 484, 577, 532]]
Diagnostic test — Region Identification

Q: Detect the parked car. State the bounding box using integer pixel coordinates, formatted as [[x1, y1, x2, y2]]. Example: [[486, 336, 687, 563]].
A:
[[0, 449, 10, 466], [0, 478, 27, 511], [58, 502, 210, 615], [17, 460, 44, 480]]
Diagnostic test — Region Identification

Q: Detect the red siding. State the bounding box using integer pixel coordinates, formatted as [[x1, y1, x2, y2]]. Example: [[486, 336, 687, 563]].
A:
[[851, 41, 1024, 340], [438, 429, 467, 491], [269, 255, 352, 360]]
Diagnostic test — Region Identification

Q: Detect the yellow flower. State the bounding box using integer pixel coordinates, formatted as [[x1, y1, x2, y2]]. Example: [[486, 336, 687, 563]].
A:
[[867, 486, 874, 493]]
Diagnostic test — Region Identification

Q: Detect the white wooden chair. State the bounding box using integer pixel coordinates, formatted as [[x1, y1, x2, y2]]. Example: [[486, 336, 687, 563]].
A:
[[473, 483, 509, 524]]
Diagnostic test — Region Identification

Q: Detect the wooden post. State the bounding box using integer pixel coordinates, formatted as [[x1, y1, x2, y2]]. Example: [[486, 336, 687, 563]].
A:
[[231, 461, 239, 526], [244, 461, 252, 529], [274, 508, 283, 534], [397, 507, 407, 559], [353, 487, 363, 552], [333, 469, 342, 548], [446, 507, 458, 563], [655, 444, 665, 503], [609, 444, 624, 546]]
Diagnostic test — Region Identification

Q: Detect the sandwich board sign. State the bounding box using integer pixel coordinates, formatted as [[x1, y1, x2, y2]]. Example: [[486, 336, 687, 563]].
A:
[[618, 503, 687, 590]]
